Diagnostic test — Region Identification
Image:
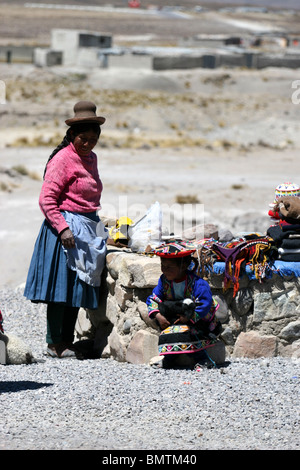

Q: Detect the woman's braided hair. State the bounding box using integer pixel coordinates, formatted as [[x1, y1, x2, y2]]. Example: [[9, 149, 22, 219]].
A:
[[43, 122, 101, 179]]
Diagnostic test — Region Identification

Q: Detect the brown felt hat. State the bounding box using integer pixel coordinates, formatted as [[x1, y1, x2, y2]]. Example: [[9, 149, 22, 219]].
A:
[[65, 101, 106, 126]]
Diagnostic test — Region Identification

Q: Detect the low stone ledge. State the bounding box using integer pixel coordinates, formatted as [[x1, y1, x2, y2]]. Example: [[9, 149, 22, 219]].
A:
[[126, 330, 159, 365], [107, 249, 161, 288], [75, 248, 300, 363], [232, 331, 278, 358]]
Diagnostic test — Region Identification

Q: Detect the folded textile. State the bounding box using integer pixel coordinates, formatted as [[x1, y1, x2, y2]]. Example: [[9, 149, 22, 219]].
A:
[[278, 247, 300, 254], [213, 260, 300, 277], [267, 224, 300, 242], [281, 238, 300, 249], [278, 253, 300, 262], [281, 223, 300, 232]]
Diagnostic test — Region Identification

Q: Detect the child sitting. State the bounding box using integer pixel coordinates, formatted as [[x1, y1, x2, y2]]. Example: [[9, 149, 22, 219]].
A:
[[146, 242, 221, 369]]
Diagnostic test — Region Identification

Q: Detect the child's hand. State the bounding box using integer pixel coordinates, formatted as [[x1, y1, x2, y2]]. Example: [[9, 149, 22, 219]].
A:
[[156, 313, 170, 330], [177, 315, 189, 324]]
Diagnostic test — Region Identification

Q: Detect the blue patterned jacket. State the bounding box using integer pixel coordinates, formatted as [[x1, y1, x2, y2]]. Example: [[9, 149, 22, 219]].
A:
[[146, 271, 218, 326]]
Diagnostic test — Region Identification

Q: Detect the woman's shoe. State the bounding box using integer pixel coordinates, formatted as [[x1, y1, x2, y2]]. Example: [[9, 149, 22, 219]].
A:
[[47, 345, 59, 357], [47, 343, 76, 358]]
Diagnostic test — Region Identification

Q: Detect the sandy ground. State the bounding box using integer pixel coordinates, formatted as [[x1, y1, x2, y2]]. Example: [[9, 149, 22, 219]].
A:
[[1, 4, 300, 288]]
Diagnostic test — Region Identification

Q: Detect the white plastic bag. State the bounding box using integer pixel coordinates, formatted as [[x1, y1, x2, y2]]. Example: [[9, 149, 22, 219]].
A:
[[128, 201, 162, 252]]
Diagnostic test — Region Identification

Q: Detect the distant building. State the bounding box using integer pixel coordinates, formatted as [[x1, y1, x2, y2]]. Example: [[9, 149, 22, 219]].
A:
[[51, 29, 112, 67], [34, 29, 113, 67]]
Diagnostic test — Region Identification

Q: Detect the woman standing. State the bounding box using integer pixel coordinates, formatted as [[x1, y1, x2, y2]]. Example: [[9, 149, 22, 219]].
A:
[[24, 101, 107, 358]]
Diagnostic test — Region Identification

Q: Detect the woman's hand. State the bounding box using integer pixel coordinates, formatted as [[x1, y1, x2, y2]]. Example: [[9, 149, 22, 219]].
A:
[[155, 312, 170, 330], [60, 228, 75, 249]]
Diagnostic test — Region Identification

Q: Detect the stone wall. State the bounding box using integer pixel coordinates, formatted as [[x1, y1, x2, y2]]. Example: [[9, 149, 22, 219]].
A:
[[75, 248, 300, 363], [208, 267, 300, 359]]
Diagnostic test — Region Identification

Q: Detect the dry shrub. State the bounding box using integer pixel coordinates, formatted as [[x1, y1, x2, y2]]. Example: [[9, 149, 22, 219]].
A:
[[231, 184, 246, 190], [12, 165, 41, 181], [10, 133, 63, 149], [176, 194, 200, 204]]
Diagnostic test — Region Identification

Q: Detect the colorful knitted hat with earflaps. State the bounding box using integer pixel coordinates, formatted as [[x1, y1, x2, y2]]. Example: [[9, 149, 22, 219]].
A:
[[274, 182, 300, 203], [150, 241, 196, 258]]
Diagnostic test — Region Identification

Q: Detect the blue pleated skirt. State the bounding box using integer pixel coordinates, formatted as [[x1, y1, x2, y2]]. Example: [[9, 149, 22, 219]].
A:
[[24, 213, 102, 309]]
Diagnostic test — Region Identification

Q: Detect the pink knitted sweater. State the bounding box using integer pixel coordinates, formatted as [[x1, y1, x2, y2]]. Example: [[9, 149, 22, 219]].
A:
[[39, 143, 102, 234]]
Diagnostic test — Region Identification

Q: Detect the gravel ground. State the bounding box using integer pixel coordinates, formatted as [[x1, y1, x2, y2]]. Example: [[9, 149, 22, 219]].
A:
[[0, 286, 299, 451]]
